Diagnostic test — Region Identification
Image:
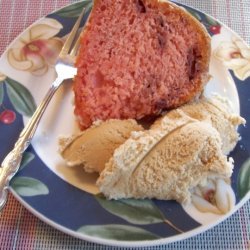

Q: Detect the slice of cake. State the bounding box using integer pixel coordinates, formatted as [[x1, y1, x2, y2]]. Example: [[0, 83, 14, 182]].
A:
[[74, 0, 211, 129]]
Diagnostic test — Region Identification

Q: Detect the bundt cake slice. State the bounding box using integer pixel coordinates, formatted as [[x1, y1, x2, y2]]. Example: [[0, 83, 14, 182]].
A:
[[74, 0, 211, 129]]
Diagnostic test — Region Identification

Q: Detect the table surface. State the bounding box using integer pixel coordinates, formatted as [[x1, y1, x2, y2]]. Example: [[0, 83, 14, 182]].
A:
[[0, 0, 249, 249]]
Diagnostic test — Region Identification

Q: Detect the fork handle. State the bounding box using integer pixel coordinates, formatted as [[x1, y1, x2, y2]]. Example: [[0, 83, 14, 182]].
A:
[[0, 76, 63, 210]]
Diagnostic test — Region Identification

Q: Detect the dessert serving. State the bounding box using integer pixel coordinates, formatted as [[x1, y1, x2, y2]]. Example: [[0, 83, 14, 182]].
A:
[[59, 0, 246, 208]]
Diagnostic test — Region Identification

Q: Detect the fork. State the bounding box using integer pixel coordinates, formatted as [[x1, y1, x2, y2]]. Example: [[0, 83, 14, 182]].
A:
[[0, 7, 87, 211]]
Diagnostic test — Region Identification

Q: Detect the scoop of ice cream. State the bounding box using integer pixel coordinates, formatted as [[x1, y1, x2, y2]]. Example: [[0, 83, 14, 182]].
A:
[[97, 121, 233, 203], [151, 96, 246, 154], [59, 119, 143, 173]]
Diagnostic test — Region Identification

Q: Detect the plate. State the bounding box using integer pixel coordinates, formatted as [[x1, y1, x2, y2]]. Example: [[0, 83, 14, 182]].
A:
[[0, 1, 249, 247]]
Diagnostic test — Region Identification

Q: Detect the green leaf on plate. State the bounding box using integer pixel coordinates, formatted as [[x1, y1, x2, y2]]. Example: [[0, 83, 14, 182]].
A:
[[55, 0, 92, 18], [0, 82, 4, 106], [237, 158, 250, 198], [205, 15, 219, 26], [186, 9, 202, 21], [19, 152, 35, 171], [11, 177, 49, 196], [77, 224, 160, 241], [5, 77, 36, 117], [95, 194, 165, 225]]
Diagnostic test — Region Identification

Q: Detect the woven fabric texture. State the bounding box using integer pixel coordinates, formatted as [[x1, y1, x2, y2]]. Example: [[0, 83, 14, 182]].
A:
[[0, 0, 249, 249]]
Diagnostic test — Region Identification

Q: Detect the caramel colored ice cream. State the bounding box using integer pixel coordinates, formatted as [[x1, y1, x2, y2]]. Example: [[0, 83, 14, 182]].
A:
[[60, 95, 245, 203], [97, 96, 245, 202], [59, 119, 143, 173], [97, 121, 233, 203], [152, 96, 245, 154]]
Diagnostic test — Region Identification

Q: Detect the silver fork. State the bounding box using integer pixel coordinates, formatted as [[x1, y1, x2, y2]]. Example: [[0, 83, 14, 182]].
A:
[[0, 7, 87, 210]]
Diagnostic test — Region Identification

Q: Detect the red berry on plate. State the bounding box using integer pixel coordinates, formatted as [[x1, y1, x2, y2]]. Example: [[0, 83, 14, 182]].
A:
[[209, 25, 221, 35], [0, 110, 16, 124]]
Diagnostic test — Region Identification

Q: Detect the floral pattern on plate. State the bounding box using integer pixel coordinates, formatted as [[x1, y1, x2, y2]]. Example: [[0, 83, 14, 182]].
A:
[[0, 1, 249, 247], [7, 18, 63, 76], [213, 37, 250, 81], [191, 178, 235, 215]]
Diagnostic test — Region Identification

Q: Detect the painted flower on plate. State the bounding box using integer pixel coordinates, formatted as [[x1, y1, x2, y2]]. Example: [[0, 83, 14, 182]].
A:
[[7, 18, 63, 76], [214, 37, 250, 81], [191, 178, 235, 214]]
